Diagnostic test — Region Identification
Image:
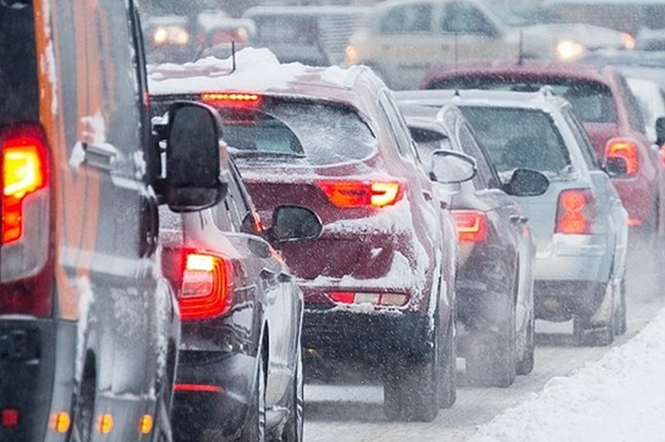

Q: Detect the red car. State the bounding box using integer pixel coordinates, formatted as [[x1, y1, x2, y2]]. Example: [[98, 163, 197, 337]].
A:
[[150, 50, 477, 421], [421, 60, 665, 288]]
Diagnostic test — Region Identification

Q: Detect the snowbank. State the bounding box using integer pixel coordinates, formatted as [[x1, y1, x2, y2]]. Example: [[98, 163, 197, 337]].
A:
[[469, 307, 665, 442]]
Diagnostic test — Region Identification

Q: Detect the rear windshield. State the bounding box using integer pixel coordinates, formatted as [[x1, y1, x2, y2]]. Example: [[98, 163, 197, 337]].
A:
[[0, 2, 39, 127], [459, 106, 572, 177], [427, 76, 617, 124], [214, 98, 376, 166]]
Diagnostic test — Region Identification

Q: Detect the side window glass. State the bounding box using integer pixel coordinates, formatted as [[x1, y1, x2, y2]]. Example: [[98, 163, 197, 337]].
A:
[[381, 4, 432, 34], [441, 2, 495, 35], [379, 93, 419, 162], [619, 76, 647, 134], [459, 123, 495, 189], [563, 107, 601, 170]]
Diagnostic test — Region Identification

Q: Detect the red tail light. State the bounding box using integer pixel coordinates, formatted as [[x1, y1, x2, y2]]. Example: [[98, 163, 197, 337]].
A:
[[316, 180, 403, 208], [174, 383, 224, 393], [605, 138, 639, 176], [162, 249, 233, 321], [1, 125, 54, 317], [452, 210, 488, 243], [201, 92, 261, 107], [556, 189, 594, 234], [328, 291, 409, 307]]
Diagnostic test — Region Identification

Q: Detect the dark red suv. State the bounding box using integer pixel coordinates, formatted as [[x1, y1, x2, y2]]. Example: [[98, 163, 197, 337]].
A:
[[421, 60, 665, 289], [150, 50, 477, 421]]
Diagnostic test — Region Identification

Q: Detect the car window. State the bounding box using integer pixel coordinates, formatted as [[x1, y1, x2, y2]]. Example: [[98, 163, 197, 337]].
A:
[[562, 106, 602, 170], [441, 2, 496, 35], [0, 4, 39, 126], [460, 106, 571, 178], [617, 74, 647, 134], [380, 3, 432, 34], [379, 92, 420, 162], [213, 98, 376, 166], [458, 122, 499, 189]]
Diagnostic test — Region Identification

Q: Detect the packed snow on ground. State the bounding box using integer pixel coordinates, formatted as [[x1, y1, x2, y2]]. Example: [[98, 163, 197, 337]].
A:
[[469, 306, 665, 442]]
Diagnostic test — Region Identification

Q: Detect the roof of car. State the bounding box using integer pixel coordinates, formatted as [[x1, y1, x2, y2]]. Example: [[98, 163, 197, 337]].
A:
[[422, 59, 614, 88], [148, 47, 382, 107]]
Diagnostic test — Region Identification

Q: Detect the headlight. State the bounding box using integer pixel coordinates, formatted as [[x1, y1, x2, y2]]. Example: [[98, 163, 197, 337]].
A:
[[555, 40, 586, 61], [622, 32, 635, 50], [152, 26, 190, 46]]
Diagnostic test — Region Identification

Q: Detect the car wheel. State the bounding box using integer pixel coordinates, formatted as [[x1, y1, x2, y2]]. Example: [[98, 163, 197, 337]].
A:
[[466, 293, 517, 388], [516, 302, 535, 376], [74, 356, 96, 442], [439, 311, 457, 409], [152, 344, 176, 442], [279, 347, 303, 442], [241, 350, 267, 442], [383, 321, 441, 422], [613, 272, 628, 336]]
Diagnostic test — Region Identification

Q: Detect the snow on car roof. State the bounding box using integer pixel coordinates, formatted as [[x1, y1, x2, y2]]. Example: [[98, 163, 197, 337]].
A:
[[395, 89, 569, 112], [148, 47, 362, 96]]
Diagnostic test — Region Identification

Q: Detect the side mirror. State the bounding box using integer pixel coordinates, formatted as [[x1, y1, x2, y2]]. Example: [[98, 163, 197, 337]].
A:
[[503, 168, 550, 197], [268, 205, 323, 244], [656, 116, 665, 146], [430, 149, 477, 184], [603, 156, 629, 178], [163, 102, 227, 212]]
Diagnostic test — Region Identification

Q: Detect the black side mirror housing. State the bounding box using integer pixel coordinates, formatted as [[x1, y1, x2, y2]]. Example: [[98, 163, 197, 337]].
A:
[[503, 168, 550, 197], [267, 205, 323, 245], [162, 102, 227, 212], [656, 116, 665, 146], [603, 156, 629, 178]]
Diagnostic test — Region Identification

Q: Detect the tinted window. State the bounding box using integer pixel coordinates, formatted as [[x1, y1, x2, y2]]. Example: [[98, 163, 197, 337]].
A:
[[461, 106, 571, 177], [441, 2, 495, 34], [381, 3, 432, 34], [0, 3, 39, 126], [427, 77, 618, 123], [216, 99, 376, 166]]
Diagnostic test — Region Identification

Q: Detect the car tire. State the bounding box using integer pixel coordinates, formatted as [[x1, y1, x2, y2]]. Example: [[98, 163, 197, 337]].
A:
[[574, 302, 615, 347], [465, 292, 517, 388], [439, 311, 457, 409], [241, 350, 267, 442], [152, 344, 177, 442], [279, 347, 303, 442], [516, 301, 535, 376]]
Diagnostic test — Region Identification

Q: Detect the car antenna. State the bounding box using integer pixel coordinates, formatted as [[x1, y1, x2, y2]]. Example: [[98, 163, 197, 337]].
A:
[[517, 30, 524, 66], [454, 33, 460, 97], [231, 41, 237, 73]]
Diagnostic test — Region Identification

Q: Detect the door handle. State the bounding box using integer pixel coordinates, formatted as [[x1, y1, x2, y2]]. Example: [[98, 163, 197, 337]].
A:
[[422, 191, 433, 201], [510, 215, 528, 225]]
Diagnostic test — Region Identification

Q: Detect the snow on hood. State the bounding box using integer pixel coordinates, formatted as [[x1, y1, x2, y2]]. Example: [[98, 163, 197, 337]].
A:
[[468, 306, 665, 442], [148, 47, 352, 96]]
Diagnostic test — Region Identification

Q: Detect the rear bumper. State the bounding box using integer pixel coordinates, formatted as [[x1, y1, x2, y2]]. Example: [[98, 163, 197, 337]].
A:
[[533, 233, 611, 283], [0, 318, 76, 442]]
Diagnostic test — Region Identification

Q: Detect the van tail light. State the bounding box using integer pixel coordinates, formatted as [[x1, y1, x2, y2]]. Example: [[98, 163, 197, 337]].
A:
[[201, 92, 261, 107], [162, 248, 233, 321], [316, 180, 403, 208], [1, 124, 54, 317], [605, 138, 639, 176], [556, 189, 594, 234], [451, 210, 488, 243]]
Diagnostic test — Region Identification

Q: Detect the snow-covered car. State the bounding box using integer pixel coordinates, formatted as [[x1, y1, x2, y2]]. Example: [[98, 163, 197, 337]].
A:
[[149, 48, 477, 422], [398, 102, 545, 386], [156, 154, 317, 442], [398, 88, 630, 346], [343, 0, 633, 90]]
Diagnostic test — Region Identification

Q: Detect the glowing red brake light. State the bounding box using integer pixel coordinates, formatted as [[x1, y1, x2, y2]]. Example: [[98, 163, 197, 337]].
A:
[[556, 189, 594, 234], [201, 92, 261, 106], [316, 181, 403, 208], [605, 138, 638, 176], [2, 137, 47, 243], [452, 210, 488, 243]]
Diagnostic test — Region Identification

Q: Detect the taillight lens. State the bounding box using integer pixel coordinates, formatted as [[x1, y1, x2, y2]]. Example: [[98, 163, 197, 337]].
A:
[[328, 291, 409, 307], [605, 138, 639, 176], [162, 249, 233, 321], [316, 180, 403, 208], [452, 210, 488, 243], [556, 189, 594, 234], [201, 92, 261, 107], [1, 125, 53, 317]]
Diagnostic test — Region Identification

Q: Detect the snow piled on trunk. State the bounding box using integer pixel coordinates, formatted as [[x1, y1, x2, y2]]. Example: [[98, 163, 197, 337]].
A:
[[469, 307, 665, 442]]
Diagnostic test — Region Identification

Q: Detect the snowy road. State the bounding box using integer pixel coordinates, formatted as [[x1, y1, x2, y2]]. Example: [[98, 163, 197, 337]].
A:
[[303, 278, 665, 442]]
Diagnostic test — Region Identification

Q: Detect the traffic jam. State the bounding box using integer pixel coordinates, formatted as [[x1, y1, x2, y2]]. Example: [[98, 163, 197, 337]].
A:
[[2, 0, 665, 441]]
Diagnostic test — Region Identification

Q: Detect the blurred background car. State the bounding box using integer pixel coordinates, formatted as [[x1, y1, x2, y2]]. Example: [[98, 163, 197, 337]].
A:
[[398, 88, 630, 346], [398, 102, 545, 386], [344, 0, 632, 90], [157, 148, 319, 441], [421, 60, 665, 294], [149, 48, 478, 422]]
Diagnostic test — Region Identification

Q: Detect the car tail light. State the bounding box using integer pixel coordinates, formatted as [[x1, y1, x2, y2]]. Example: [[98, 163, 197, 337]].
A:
[[556, 189, 594, 234], [162, 249, 233, 321], [605, 138, 639, 176], [1, 124, 54, 317], [452, 210, 488, 243], [174, 383, 224, 393], [201, 92, 261, 107], [1, 408, 19, 428], [316, 180, 403, 208], [328, 291, 409, 307]]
